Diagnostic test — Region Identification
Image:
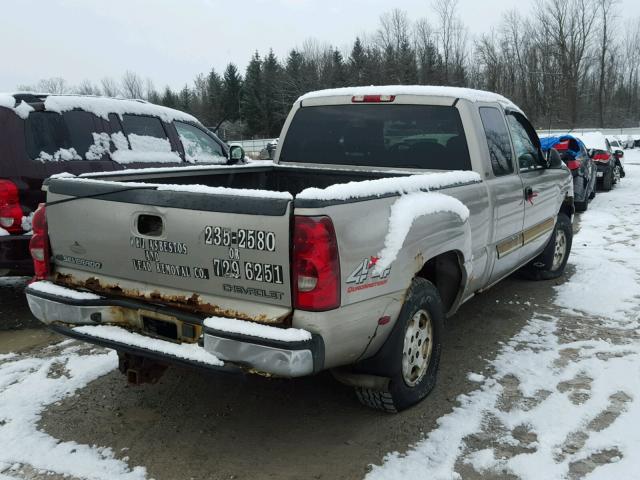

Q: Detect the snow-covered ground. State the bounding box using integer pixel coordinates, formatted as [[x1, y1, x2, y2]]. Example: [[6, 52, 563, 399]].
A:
[[368, 150, 640, 479], [0, 343, 145, 479]]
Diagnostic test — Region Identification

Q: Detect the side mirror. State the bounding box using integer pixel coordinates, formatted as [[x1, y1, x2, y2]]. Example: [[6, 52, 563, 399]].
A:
[[588, 148, 595, 158], [614, 149, 624, 158], [518, 152, 538, 169], [544, 148, 562, 168], [228, 145, 245, 164]]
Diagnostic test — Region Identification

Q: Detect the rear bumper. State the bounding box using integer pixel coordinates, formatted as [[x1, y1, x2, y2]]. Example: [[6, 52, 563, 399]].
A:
[[0, 234, 33, 274], [595, 163, 611, 176], [25, 285, 322, 378]]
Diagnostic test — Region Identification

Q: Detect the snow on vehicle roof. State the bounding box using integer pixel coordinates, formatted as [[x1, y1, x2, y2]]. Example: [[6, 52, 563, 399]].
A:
[[43, 94, 198, 123], [1, 92, 198, 123], [573, 131, 609, 151], [297, 170, 481, 201], [297, 85, 522, 111], [0, 93, 34, 119]]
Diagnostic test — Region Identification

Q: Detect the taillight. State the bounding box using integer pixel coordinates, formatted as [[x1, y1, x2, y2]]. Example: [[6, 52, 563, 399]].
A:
[[592, 152, 611, 162], [0, 179, 23, 233], [566, 159, 581, 170], [292, 216, 340, 311], [352, 94, 395, 103], [29, 203, 50, 281]]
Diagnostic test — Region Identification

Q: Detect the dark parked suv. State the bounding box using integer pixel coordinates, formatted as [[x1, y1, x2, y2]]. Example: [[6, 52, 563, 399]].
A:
[[0, 93, 242, 276], [540, 135, 596, 212]]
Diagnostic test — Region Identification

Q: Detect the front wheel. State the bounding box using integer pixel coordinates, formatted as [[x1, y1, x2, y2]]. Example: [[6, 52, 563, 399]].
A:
[[518, 213, 573, 280], [355, 278, 444, 412]]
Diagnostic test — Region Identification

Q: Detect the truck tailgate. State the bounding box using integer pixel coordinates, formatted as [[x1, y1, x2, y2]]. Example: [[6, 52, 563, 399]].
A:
[[45, 178, 293, 323]]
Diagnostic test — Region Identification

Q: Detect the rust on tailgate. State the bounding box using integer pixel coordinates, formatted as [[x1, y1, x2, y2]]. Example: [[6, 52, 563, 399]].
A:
[[55, 273, 287, 324]]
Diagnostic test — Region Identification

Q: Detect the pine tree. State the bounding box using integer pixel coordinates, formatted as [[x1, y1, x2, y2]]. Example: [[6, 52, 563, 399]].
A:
[[178, 84, 192, 113], [283, 49, 305, 103], [222, 63, 242, 123], [241, 52, 264, 136], [262, 49, 285, 136], [349, 38, 367, 85], [328, 49, 347, 87], [206, 69, 224, 127], [397, 40, 418, 84], [161, 87, 177, 108]]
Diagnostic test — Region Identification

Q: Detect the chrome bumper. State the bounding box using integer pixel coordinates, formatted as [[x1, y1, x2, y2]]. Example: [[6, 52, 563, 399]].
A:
[[25, 286, 322, 378]]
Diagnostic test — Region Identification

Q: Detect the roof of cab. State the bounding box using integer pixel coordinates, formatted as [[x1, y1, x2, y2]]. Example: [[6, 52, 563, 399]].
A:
[[0, 92, 198, 124], [297, 85, 522, 112]]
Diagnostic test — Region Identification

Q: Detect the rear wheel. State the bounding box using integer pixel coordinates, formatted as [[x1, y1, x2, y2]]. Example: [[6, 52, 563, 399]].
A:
[[518, 213, 572, 280], [613, 164, 622, 184], [355, 278, 444, 412]]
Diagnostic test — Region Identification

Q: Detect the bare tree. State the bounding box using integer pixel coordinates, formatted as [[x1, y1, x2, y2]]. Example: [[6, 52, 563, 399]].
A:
[[100, 77, 120, 97], [596, 0, 619, 127], [120, 71, 144, 99], [76, 79, 102, 96], [377, 8, 411, 52], [432, 0, 467, 84]]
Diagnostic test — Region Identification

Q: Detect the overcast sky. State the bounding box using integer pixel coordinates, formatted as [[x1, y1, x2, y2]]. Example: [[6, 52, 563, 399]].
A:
[[2, 0, 640, 92]]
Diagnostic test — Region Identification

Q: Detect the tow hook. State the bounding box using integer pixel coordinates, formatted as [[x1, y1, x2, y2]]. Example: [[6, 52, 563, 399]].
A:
[[118, 352, 168, 385]]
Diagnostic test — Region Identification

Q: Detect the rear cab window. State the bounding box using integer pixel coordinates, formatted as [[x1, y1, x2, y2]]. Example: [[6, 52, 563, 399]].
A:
[[506, 113, 543, 172], [279, 104, 471, 170], [479, 107, 514, 176]]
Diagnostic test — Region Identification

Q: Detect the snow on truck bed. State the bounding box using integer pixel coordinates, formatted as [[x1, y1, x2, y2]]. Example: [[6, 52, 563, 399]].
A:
[[51, 176, 294, 200], [297, 170, 481, 201], [54, 169, 479, 203]]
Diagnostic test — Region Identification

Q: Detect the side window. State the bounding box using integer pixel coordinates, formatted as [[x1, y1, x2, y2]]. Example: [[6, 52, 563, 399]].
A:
[[121, 114, 173, 154], [479, 107, 514, 176], [121, 114, 167, 139], [25, 112, 70, 159], [506, 114, 540, 171], [62, 111, 101, 158], [174, 121, 225, 163]]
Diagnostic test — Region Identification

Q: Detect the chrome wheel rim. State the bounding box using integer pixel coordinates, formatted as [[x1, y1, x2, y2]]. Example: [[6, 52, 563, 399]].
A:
[[402, 309, 434, 387], [614, 166, 621, 183], [552, 229, 567, 271]]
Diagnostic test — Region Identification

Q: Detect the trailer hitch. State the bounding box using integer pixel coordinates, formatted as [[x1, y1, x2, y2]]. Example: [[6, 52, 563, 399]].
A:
[[118, 352, 168, 385]]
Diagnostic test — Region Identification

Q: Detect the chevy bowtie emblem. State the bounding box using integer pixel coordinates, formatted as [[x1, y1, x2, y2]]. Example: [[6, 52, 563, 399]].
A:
[[69, 241, 87, 254]]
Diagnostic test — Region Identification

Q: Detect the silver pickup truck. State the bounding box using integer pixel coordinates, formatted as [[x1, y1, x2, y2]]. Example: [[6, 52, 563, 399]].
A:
[[25, 86, 573, 412]]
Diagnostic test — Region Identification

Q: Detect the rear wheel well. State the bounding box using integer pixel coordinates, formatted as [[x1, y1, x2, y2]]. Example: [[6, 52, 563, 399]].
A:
[[415, 251, 464, 314]]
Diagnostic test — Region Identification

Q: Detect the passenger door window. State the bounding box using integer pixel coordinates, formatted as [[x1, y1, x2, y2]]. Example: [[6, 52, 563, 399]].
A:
[[506, 114, 542, 171], [121, 114, 176, 158], [174, 121, 226, 163], [121, 114, 167, 139], [479, 107, 514, 176]]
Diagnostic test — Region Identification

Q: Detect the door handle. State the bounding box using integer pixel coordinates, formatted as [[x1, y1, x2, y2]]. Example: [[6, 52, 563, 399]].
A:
[[524, 186, 538, 204]]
